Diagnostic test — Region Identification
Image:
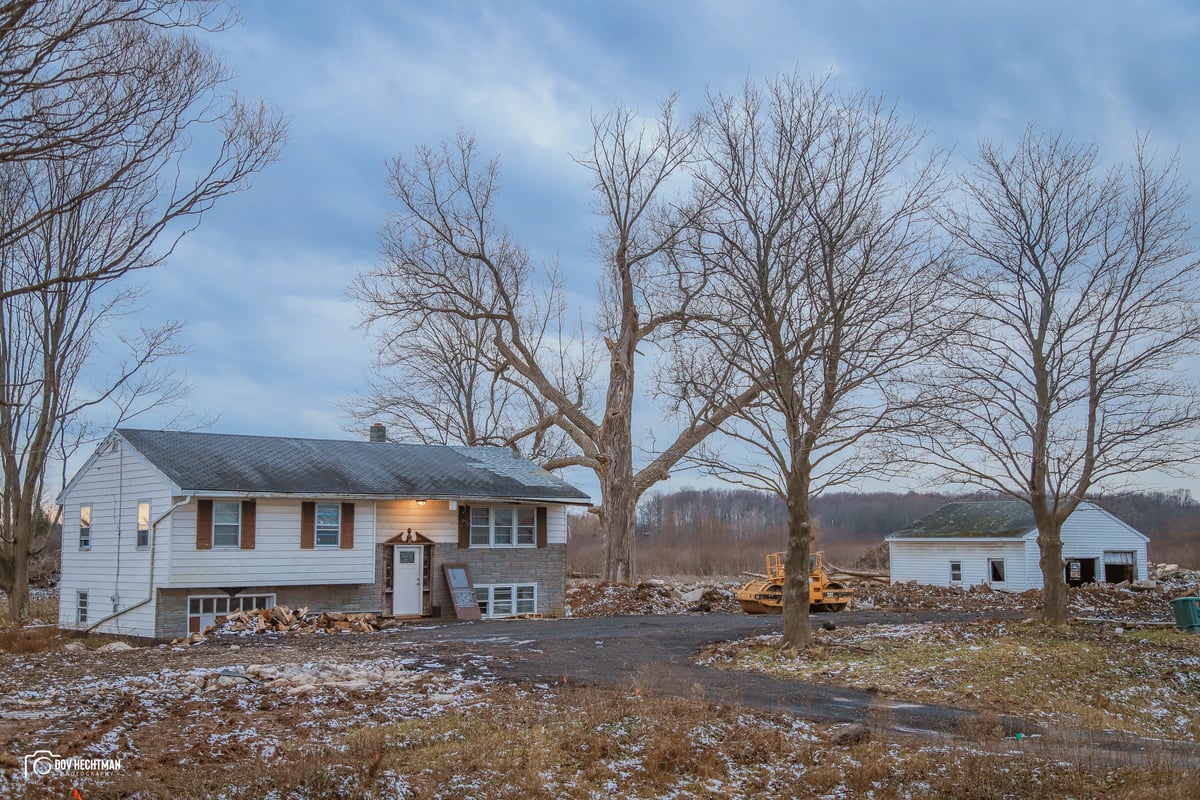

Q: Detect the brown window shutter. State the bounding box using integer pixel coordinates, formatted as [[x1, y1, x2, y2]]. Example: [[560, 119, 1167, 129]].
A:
[[457, 504, 470, 548], [536, 506, 548, 548], [340, 502, 355, 549], [240, 500, 257, 550], [196, 499, 212, 550], [300, 501, 315, 549]]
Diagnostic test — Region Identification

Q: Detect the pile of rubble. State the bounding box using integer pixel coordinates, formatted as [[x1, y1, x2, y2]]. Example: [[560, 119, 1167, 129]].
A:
[[853, 562, 1200, 622], [1150, 563, 1200, 597], [853, 581, 1035, 613], [565, 562, 1199, 621], [170, 606, 396, 645], [567, 580, 742, 617]]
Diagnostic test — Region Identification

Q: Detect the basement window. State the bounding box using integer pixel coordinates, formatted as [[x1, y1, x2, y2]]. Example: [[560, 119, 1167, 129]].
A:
[[988, 558, 1006, 584], [77, 591, 88, 624], [187, 594, 275, 635], [474, 584, 536, 617], [949, 561, 962, 583]]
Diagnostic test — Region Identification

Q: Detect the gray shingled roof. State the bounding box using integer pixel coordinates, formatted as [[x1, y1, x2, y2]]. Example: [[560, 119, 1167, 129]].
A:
[[888, 500, 1036, 539], [117, 429, 591, 503]]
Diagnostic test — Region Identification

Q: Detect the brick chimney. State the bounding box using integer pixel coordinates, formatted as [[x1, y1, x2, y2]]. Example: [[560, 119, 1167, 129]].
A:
[[369, 422, 386, 443]]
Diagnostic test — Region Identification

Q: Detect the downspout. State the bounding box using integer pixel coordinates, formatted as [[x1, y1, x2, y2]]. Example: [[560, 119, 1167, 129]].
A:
[[86, 495, 192, 634]]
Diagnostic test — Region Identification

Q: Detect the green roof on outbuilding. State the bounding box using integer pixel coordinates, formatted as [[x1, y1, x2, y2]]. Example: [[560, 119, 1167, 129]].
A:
[[888, 500, 1036, 539]]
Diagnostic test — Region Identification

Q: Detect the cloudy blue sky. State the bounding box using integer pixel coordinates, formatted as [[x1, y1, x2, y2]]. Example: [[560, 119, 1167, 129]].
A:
[[105, 0, 1200, 500]]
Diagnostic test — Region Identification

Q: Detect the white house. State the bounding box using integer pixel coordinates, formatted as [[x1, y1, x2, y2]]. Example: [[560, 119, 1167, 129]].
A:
[[886, 500, 1149, 592], [57, 426, 591, 639]]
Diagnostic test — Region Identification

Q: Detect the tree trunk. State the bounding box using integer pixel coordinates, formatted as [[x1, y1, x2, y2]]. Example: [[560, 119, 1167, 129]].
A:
[[781, 469, 813, 650], [599, 455, 637, 583], [6, 507, 31, 620], [598, 247, 640, 584], [1035, 517, 1069, 626], [598, 367, 637, 582]]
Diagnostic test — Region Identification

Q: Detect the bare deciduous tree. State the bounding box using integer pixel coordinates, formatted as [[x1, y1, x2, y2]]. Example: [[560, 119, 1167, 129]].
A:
[[0, 2, 285, 619], [0, 0, 281, 297], [346, 311, 576, 463], [675, 74, 947, 649], [355, 102, 758, 582], [0, 155, 190, 619], [915, 128, 1200, 626]]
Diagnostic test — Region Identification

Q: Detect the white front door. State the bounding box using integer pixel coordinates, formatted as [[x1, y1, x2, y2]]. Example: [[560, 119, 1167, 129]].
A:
[[392, 546, 423, 616]]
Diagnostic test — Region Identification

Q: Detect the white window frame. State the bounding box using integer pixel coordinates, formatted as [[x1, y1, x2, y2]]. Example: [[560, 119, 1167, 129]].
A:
[[136, 500, 151, 549], [474, 583, 537, 618], [988, 558, 1006, 584], [949, 560, 962, 583], [79, 504, 91, 550], [315, 502, 341, 547], [468, 506, 537, 548], [77, 591, 88, 624], [187, 593, 276, 635], [212, 501, 241, 548]]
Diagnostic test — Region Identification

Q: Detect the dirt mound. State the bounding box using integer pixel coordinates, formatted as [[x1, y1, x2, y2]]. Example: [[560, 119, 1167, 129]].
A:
[[566, 580, 742, 617]]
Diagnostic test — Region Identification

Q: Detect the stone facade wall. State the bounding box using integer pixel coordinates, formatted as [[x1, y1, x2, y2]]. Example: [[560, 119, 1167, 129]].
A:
[[430, 543, 566, 617], [154, 583, 380, 640]]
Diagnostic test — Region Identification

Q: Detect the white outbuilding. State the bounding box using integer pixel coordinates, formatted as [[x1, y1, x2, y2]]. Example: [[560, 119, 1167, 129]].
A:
[[886, 500, 1149, 591]]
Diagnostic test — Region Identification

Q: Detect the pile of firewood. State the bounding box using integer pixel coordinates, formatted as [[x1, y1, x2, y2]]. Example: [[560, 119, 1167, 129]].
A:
[[170, 605, 389, 645]]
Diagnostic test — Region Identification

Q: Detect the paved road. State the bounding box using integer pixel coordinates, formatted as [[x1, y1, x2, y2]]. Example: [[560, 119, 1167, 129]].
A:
[[400, 610, 1200, 767]]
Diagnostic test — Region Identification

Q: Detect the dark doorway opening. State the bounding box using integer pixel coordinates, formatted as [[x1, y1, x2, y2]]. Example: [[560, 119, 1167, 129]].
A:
[[1064, 558, 1097, 587], [1104, 562, 1135, 583], [1103, 551, 1136, 584]]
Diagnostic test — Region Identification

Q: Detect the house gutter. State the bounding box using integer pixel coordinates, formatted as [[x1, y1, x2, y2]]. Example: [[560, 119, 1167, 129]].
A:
[[176, 490, 593, 506], [85, 495, 192, 634], [884, 535, 1031, 544]]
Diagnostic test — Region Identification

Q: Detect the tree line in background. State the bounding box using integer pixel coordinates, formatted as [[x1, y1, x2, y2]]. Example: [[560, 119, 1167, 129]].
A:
[[0, 0, 284, 620], [568, 487, 1200, 576], [355, 69, 1200, 646]]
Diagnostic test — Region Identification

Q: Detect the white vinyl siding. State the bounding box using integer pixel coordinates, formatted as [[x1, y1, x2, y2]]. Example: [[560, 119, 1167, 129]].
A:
[[169, 499, 373, 587], [889, 540, 1028, 589], [58, 436, 174, 637]]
